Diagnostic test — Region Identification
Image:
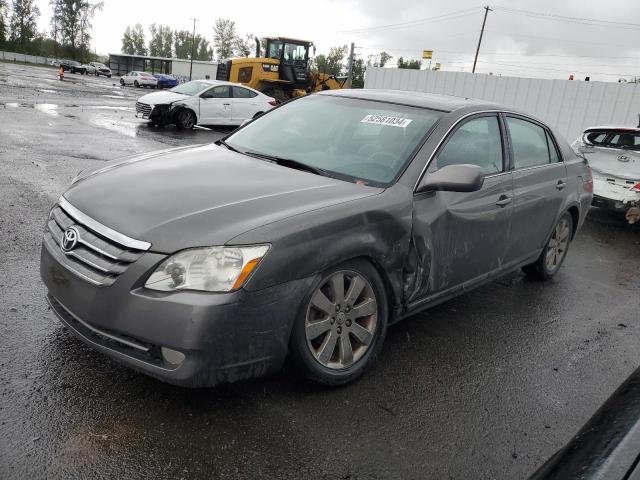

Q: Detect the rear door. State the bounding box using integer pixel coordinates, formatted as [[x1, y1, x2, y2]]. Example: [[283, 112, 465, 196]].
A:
[[410, 113, 514, 301], [199, 85, 232, 125], [231, 86, 260, 124], [504, 115, 568, 265]]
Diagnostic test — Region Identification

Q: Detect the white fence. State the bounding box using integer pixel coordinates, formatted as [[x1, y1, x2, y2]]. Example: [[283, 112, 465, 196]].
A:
[[365, 67, 640, 142], [0, 50, 55, 66]]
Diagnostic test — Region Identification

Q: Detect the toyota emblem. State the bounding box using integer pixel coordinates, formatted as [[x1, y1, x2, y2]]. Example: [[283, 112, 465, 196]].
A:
[[61, 226, 80, 252]]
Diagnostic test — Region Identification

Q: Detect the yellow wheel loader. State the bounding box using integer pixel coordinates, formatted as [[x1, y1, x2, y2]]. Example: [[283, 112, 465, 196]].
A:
[[215, 37, 347, 102]]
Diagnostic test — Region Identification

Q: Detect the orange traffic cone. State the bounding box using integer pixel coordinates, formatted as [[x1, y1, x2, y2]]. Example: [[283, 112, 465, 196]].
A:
[[58, 66, 64, 80]]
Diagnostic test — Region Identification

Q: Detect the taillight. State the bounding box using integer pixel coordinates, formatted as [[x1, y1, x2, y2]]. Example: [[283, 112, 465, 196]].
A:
[[268, 100, 278, 106], [632, 182, 640, 192], [584, 167, 594, 193]]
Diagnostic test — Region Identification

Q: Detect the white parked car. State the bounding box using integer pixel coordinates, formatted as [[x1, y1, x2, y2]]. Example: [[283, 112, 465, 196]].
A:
[[572, 124, 640, 223], [89, 62, 112, 77], [83, 63, 96, 75], [135, 80, 277, 128], [120, 71, 158, 88]]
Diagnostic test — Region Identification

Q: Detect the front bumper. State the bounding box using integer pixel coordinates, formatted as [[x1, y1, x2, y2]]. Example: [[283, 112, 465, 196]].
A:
[[40, 241, 313, 387]]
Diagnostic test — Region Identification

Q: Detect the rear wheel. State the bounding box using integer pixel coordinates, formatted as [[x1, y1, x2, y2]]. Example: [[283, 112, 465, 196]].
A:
[[175, 109, 196, 129], [523, 212, 573, 280], [253, 111, 264, 119], [290, 260, 388, 386], [120, 78, 124, 86], [134, 80, 140, 88]]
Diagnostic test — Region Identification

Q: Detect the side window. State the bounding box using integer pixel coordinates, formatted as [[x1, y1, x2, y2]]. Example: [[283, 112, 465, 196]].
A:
[[233, 86, 258, 98], [237, 67, 253, 83], [546, 131, 561, 163], [435, 115, 503, 175], [507, 117, 551, 169], [202, 85, 231, 98]]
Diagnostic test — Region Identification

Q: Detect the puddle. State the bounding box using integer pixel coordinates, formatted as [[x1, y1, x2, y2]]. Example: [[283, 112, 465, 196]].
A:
[[91, 117, 138, 138], [101, 94, 128, 100], [37, 89, 58, 94], [34, 103, 59, 116], [3, 102, 20, 108], [86, 106, 132, 111]]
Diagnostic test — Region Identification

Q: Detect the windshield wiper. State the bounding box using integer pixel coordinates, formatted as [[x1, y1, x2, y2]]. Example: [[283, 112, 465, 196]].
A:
[[216, 139, 242, 153], [244, 151, 326, 176]]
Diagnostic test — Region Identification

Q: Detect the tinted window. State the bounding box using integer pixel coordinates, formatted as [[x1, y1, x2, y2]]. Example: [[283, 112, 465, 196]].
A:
[[233, 86, 257, 98], [609, 132, 640, 150], [202, 85, 231, 98], [435, 115, 503, 175], [226, 95, 442, 186], [546, 132, 561, 162], [507, 117, 551, 169]]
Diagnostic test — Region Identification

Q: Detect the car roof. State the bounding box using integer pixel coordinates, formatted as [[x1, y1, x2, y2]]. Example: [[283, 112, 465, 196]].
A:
[[319, 89, 504, 113], [185, 79, 262, 93]]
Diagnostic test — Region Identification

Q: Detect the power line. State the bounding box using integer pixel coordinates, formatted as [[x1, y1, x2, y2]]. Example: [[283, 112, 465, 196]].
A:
[[494, 6, 640, 31], [338, 7, 480, 34]]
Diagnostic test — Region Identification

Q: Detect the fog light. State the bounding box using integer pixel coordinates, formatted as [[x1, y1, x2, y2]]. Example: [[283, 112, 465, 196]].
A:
[[161, 347, 185, 366]]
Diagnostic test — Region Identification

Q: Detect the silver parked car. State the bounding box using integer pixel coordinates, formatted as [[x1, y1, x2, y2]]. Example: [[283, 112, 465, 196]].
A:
[[572, 124, 640, 222]]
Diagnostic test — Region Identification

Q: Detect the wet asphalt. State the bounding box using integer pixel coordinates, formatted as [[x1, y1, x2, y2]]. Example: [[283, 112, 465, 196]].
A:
[[0, 62, 639, 480]]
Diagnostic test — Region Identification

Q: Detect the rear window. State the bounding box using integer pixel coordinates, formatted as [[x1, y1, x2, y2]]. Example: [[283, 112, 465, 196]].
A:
[[583, 129, 640, 151]]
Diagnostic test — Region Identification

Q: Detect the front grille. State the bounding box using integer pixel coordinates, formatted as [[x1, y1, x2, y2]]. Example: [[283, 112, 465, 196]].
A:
[[135, 102, 152, 116], [43, 205, 145, 286]]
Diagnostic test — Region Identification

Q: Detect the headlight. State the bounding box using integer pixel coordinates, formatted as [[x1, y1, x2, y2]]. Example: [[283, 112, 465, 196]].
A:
[[144, 245, 270, 292]]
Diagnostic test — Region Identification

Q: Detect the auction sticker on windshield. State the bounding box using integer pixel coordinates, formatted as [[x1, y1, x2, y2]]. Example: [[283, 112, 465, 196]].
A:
[[360, 114, 413, 128]]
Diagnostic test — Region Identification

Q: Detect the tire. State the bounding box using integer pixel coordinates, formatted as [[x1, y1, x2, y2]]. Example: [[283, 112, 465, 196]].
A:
[[175, 109, 196, 129], [120, 78, 124, 86], [108, 75, 112, 78], [134, 80, 140, 88], [289, 259, 388, 386], [253, 111, 264, 119], [522, 212, 573, 281], [263, 87, 289, 104]]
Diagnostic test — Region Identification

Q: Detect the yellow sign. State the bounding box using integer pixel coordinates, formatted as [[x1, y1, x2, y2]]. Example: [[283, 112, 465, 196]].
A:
[[435, 63, 441, 71], [422, 50, 433, 59]]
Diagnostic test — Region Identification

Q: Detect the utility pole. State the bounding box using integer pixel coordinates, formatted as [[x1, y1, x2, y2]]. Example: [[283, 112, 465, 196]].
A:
[[189, 18, 198, 81], [472, 5, 492, 74], [346, 42, 355, 88]]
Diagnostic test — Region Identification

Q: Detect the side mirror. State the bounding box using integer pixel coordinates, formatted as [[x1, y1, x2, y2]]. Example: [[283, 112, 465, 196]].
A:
[[417, 164, 484, 193]]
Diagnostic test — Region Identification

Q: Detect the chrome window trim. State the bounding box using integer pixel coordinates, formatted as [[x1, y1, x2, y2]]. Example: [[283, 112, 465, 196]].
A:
[[59, 196, 151, 251], [413, 109, 547, 192]]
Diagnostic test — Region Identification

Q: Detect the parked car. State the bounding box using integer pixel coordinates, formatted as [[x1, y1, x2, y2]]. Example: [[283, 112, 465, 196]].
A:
[[134, 80, 276, 128], [60, 60, 86, 74], [50, 59, 61, 68], [83, 63, 96, 75], [572, 124, 640, 223], [154, 73, 178, 89], [40, 90, 592, 388], [120, 71, 158, 88], [89, 62, 112, 78]]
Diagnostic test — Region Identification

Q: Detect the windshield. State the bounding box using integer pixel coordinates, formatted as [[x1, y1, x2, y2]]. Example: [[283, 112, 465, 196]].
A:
[[583, 129, 640, 151], [170, 81, 211, 96], [226, 95, 442, 186]]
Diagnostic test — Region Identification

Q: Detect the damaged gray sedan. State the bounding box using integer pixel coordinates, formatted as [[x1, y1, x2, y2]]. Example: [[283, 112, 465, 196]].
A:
[[40, 90, 593, 387]]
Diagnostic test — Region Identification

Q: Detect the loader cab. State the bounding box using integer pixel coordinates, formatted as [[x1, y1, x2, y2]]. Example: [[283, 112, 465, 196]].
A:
[[264, 37, 312, 88]]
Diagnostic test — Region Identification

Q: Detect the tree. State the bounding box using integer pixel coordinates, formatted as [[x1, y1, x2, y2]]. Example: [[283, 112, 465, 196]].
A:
[[173, 30, 212, 61], [314, 45, 348, 76], [121, 23, 146, 55], [397, 57, 421, 69], [9, 0, 40, 50], [233, 33, 254, 57], [0, 0, 8, 46], [148, 23, 173, 57], [194, 35, 212, 61], [50, 0, 102, 60], [379, 51, 392, 67], [212, 18, 236, 59], [351, 58, 365, 88]]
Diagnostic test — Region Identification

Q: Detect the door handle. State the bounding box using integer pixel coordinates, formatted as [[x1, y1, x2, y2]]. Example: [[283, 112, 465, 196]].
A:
[[223, 103, 231, 106], [496, 195, 512, 207], [556, 180, 567, 190]]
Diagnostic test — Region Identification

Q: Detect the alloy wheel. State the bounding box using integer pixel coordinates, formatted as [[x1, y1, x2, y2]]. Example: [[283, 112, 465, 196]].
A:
[[305, 270, 378, 370], [545, 217, 571, 271]]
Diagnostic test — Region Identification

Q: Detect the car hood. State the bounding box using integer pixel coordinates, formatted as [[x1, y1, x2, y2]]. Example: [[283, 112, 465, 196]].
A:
[[137, 91, 190, 105], [64, 144, 383, 253]]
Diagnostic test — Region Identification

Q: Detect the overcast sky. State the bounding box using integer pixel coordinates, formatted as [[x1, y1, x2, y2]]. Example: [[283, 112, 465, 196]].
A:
[[34, 0, 640, 82]]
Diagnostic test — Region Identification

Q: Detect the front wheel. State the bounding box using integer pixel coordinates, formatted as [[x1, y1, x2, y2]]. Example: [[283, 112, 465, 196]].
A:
[[120, 78, 124, 86], [175, 109, 196, 129], [289, 260, 388, 386], [523, 212, 573, 280]]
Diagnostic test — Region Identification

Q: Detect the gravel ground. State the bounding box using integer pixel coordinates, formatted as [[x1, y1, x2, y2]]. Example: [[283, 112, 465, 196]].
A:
[[1, 62, 639, 480]]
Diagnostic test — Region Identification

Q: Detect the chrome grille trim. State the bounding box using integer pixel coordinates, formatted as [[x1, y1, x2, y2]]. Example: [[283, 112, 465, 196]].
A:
[[59, 197, 151, 250], [135, 102, 152, 116]]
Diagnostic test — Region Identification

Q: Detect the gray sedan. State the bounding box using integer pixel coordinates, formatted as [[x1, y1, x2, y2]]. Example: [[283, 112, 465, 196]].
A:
[[40, 90, 593, 387]]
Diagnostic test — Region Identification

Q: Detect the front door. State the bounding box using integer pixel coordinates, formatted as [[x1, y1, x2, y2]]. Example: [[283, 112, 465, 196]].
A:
[[503, 115, 568, 264], [410, 114, 514, 302], [199, 85, 232, 125]]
